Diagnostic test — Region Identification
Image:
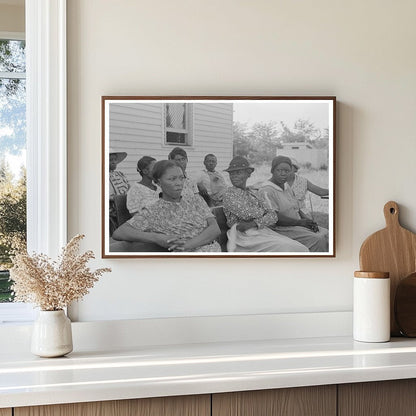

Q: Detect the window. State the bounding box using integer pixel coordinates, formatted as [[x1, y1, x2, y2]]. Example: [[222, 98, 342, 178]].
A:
[[0, 0, 67, 323], [165, 103, 192, 145], [0, 36, 26, 305]]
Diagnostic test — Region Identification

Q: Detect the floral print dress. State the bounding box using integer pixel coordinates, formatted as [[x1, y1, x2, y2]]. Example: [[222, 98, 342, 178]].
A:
[[222, 186, 308, 253], [128, 195, 221, 252], [109, 170, 129, 234]]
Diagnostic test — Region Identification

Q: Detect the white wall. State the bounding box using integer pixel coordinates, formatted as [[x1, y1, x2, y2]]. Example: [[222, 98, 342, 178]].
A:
[[67, 0, 416, 322]]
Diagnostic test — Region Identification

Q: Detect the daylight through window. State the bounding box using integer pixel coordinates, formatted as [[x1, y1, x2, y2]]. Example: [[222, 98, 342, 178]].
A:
[[0, 38, 27, 304]]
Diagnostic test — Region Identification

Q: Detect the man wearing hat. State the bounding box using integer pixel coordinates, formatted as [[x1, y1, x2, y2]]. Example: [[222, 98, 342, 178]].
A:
[[222, 156, 309, 253]]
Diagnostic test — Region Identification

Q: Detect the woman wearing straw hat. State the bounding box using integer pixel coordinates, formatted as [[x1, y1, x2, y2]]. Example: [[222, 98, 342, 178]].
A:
[[222, 156, 308, 253], [109, 149, 129, 197], [109, 149, 129, 234]]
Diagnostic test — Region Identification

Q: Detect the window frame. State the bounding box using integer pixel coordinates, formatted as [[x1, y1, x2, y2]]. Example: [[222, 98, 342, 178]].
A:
[[0, 0, 67, 323], [163, 102, 193, 146]]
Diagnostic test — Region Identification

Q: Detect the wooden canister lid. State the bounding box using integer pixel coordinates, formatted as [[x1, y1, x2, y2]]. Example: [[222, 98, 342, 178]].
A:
[[354, 271, 389, 279]]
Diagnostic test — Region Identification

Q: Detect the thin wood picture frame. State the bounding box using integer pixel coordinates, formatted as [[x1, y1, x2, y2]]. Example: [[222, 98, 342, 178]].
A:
[[102, 96, 336, 258]]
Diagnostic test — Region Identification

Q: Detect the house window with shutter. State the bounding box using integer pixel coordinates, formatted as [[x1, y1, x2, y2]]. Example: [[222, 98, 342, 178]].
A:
[[164, 103, 192, 145]]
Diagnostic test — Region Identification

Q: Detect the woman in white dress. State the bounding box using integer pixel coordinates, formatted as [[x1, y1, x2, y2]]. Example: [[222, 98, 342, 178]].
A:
[[126, 156, 159, 215], [258, 156, 328, 252]]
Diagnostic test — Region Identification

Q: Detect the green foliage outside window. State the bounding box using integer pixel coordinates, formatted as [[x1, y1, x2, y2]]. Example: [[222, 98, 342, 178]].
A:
[[0, 270, 12, 302], [0, 162, 26, 302], [0, 38, 27, 303]]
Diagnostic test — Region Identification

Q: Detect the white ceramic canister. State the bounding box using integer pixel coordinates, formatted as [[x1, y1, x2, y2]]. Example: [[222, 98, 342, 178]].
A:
[[353, 271, 390, 343]]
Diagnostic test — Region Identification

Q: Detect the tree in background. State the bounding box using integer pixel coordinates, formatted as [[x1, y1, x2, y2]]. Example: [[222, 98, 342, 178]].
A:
[[0, 39, 27, 266], [0, 39, 27, 302], [0, 39, 26, 156], [233, 121, 281, 164], [0, 160, 26, 269], [233, 121, 252, 158], [233, 118, 329, 164], [278, 119, 324, 146], [248, 121, 280, 163], [313, 128, 329, 149], [0, 161, 26, 302]]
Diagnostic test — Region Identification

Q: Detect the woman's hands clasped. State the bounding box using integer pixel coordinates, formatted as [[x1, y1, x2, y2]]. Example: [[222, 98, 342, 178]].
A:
[[152, 234, 182, 249], [152, 234, 189, 252], [298, 218, 319, 232]]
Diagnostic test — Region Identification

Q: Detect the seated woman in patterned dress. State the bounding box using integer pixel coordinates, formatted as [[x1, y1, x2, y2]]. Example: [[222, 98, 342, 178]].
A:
[[222, 156, 308, 253], [112, 160, 221, 253], [126, 156, 159, 215]]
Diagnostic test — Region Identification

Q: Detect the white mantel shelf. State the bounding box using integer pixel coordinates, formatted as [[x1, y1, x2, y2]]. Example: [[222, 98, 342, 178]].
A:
[[2, 335, 416, 409]]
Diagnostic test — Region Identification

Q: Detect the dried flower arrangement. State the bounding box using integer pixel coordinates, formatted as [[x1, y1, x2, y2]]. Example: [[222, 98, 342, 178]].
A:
[[10, 234, 111, 311]]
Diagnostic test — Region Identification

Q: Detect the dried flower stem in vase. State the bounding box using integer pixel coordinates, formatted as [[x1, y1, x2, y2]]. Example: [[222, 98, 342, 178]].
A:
[[10, 234, 111, 311]]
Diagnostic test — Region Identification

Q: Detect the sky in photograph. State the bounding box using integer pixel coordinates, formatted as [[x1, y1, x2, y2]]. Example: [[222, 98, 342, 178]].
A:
[[233, 101, 330, 131]]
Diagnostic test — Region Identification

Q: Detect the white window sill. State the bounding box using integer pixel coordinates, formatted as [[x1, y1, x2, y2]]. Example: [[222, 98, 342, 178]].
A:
[[0, 303, 36, 324]]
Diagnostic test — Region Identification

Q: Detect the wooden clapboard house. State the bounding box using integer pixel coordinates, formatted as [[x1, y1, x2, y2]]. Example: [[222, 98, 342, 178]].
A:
[[109, 102, 234, 183]]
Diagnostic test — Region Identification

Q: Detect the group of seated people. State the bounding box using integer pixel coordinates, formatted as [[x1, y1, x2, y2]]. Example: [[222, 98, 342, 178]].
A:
[[109, 146, 329, 253]]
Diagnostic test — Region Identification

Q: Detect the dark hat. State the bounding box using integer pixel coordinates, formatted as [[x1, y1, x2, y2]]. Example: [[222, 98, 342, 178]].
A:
[[109, 148, 127, 164], [224, 156, 255, 173], [271, 155, 292, 173]]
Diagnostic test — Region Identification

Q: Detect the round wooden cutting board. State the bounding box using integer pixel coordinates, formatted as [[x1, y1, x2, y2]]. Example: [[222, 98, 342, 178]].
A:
[[395, 272, 416, 337], [359, 201, 416, 336]]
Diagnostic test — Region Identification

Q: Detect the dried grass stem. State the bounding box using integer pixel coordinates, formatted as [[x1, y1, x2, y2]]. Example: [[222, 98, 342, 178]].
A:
[[10, 234, 111, 310]]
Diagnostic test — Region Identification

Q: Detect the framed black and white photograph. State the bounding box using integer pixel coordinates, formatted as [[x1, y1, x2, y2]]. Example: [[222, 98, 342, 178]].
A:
[[102, 96, 336, 258]]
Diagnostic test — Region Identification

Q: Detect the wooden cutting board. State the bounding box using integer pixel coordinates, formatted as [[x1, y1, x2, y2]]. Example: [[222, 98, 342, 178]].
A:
[[359, 201, 416, 336]]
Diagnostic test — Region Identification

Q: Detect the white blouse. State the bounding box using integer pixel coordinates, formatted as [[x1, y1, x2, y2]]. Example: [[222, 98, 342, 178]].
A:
[[126, 183, 160, 214]]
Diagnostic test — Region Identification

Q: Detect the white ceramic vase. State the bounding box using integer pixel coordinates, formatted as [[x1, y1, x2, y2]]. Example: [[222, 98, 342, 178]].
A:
[[31, 310, 73, 357]]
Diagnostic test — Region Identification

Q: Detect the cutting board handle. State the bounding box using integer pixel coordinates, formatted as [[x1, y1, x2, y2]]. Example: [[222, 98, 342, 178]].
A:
[[384, 201, 400, 228]]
